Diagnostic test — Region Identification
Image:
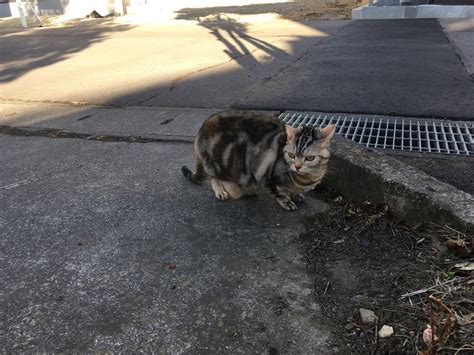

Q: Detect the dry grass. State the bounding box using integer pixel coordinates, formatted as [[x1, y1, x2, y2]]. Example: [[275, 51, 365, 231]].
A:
[[412, 225, 474, 354], [281, 0, 367, 20], [303, 188, 473, 353], [175, 0, 368, 22]]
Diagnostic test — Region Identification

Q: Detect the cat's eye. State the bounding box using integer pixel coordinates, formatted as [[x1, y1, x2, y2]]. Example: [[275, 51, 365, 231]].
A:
[[305, 156, 316, 161], [287, 152, 295, 159]]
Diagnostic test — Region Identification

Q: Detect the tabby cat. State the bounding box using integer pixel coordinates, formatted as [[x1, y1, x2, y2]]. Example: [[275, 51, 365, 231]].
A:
[[182, 111, 335, 211]]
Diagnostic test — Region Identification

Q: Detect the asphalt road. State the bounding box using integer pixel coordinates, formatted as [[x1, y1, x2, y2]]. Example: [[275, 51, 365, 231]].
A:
[[234, 19, 474, 120], [0, 19, 345, 108], [1, 19, 472, 119]]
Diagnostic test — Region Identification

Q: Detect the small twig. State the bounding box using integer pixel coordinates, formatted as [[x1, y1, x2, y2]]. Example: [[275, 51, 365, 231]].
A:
[[341, 202, 349, 228], [429, 299, 435, 355], [438, 345, 474, 354], [313, 283, 331, 317], [429, 294, 455, 314], [401, 286, 437, 299], [371, 318, 379, 355], [323, 280, 330, 296], [400, 278, 460, 299], [429, 295, 456, 346]]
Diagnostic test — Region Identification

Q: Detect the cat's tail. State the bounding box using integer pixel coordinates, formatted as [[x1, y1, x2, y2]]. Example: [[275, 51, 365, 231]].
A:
[[181, 161, 207, 184]]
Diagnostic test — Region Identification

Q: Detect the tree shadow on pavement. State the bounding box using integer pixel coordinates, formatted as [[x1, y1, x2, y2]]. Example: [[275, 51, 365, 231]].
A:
[[197, 15, 291, 67], [0, 17, 341, 110], [108, 19, 336, 108], [0, 22, 134, 83]]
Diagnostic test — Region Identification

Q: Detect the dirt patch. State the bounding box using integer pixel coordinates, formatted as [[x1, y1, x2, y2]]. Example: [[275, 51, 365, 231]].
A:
[[302, 188, 473, 353], [282, 0, 366, 20], [175, 0, 367, 21]]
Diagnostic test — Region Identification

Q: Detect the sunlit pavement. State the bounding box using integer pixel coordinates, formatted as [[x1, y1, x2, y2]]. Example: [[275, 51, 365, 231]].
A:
[[0, 16, 346, 108]]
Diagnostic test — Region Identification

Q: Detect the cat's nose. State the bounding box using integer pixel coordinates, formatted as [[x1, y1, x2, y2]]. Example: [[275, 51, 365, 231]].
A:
[[294, 164, 302, 171]]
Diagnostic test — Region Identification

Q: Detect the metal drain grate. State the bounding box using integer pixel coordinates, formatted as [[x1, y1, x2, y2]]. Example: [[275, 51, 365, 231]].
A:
[[279, 112, 473, 156]]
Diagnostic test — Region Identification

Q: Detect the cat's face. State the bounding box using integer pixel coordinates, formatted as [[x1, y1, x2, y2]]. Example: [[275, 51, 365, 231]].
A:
[[283, 124, 336, 174]]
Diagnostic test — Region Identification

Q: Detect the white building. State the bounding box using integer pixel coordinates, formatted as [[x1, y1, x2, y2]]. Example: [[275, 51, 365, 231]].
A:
[[0, 0, 127, 18]]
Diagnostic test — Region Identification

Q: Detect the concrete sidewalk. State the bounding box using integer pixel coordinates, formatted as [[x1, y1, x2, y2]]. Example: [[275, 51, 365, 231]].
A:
[[1, 100, 472, 221], [440, 18, 474, 77], [1, 19, 472, 119], [0, 102, 217, 141], [1, 100, 473, 195], [0, 127, 332, 353]]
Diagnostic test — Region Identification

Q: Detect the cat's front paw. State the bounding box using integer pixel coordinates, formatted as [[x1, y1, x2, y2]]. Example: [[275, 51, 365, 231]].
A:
[[215, 190, 229, 201], [211, 179, 230, 201], [292, 193, 305, 203], [277, 197, 298, 211]]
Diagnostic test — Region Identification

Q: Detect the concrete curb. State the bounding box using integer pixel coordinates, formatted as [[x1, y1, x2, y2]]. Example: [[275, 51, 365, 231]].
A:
[[1, 102, 472, 234], [352, 5, 474, 20], [326, 136, 474, 235]]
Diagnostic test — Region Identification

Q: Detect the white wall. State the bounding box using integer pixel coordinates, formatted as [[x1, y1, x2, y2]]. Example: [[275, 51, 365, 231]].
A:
[[0, 0, 125, 18], [63, 0, 125, 19], [1, 1, 290, 19], [130, 0, 288, 7]]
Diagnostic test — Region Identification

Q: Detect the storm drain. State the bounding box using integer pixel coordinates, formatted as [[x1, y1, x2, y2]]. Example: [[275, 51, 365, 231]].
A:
[[280, 112, 473, 156]]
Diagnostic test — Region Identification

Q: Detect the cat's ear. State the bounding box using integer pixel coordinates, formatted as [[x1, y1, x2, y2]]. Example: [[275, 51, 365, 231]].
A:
[[285, 125, 297, 141], [315, 124, 336, 141]]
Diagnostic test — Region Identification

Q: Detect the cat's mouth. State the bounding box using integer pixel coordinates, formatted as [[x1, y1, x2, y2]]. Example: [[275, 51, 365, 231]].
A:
[[291, 168, 309, 175], [290, 166, 320, 175]]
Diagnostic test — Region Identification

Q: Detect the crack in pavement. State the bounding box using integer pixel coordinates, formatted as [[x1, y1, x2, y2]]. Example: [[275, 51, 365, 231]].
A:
[[0, 125, 194, 144], [0, 163, 83, 191], [0, 97, 126, 108]]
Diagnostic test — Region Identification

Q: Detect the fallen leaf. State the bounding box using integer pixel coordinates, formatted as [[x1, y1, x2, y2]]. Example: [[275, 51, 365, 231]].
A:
[[454, 262, 474, 271], [166, 263, 177, 270], [447, 239, 471, 258], [423, 325, 438, 345]]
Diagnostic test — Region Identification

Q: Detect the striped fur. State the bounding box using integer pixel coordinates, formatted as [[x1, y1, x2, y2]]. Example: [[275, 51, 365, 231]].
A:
[[182, 111, 335, 211]]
